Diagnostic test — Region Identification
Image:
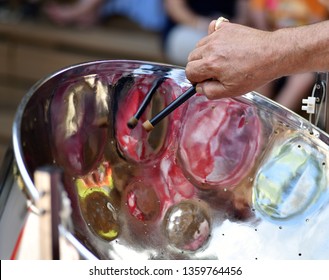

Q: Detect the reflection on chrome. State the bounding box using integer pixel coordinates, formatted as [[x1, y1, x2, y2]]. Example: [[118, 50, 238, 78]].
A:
[[254, 132, 328, 222], [8, 60, 329, 260]]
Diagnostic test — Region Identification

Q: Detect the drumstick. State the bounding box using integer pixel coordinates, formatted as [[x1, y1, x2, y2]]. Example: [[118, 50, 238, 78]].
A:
[[127, 77, 166, 129], [142, 85, 196, 132], [134, 16, 227, 131]]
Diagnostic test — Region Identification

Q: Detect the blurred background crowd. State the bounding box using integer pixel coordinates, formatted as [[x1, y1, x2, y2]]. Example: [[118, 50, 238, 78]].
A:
[[1, 1, 329, 260], [0, 0, 329, 115]]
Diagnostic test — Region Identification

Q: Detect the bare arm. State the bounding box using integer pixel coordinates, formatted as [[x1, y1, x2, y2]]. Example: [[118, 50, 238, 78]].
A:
[[164, 0, 209, 29], [249, 9, 269, 30], [319, 0, 329, 10], [186, 20, 329, 99], [234, 0, 254, 26]]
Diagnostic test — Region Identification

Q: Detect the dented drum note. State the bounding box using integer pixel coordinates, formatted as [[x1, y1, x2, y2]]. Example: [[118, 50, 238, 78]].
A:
[[11, 60, 329, 260]]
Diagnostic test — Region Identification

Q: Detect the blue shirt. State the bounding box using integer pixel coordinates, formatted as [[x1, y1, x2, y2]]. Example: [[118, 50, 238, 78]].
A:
[[101, 0, 166, 32]]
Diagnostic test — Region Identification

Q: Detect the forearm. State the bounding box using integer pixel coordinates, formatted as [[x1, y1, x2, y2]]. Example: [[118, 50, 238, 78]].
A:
[[249, 10, 269, 30], [234, 0, 252, 25], [272, 21, 329, 78], [186, 20, 329, 99], [164, 0, 204, 28]]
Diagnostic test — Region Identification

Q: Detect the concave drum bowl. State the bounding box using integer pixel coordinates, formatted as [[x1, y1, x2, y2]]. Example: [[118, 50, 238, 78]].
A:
[[11, 60, 329, 260]]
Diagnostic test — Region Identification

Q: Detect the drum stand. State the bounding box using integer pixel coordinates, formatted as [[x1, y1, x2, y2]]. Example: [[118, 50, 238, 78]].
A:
[[302, 72, 329, 132], [32, 167, 97, 260], [0, 148, 98, 259]]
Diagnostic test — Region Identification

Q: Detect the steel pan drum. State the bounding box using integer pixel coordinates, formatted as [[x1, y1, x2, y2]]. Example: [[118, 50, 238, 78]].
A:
[[3, 60, 329, 259]]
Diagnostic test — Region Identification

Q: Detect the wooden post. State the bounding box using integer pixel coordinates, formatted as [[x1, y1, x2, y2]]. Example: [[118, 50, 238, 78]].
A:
[[34, 166, 62, 260]]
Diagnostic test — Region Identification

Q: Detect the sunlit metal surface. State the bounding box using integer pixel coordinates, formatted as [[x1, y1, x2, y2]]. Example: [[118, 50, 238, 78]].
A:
[[11, 60, 329, 259]]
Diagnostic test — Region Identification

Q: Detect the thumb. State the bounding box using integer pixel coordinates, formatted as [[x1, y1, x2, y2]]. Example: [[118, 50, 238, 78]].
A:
[[208, 20, 217, 35]]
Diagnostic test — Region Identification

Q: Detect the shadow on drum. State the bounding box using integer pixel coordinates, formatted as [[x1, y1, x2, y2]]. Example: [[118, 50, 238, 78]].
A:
[[2, 60, 329, 260]]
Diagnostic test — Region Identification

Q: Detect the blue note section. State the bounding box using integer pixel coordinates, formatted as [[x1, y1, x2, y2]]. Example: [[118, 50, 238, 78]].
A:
[[253, 133, 328, 224]]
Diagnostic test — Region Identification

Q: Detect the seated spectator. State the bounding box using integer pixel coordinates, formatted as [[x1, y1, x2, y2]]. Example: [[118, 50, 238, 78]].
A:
[[319, 0, 329, 10], [162, 0, 250, 66], [43, 0, 103, 27], [249, 0, 328, 113], [43, 0, 166, 32]]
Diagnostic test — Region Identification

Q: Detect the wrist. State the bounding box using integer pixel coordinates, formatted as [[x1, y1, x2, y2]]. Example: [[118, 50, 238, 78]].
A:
[[272, 22, 329, 76], [269, 28, 300, 78]]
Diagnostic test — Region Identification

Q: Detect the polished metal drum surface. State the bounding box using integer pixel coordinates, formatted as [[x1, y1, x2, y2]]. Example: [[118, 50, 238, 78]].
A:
[[12, 60, 329, 259]]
